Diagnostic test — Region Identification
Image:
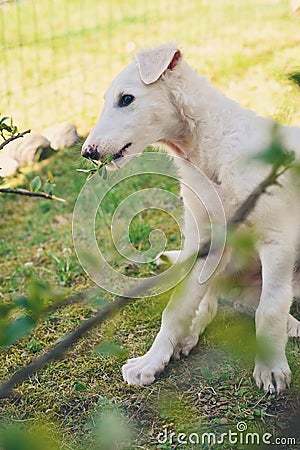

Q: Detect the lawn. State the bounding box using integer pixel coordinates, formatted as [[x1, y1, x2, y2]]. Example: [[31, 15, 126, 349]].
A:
[[1, 0, 300, 449]]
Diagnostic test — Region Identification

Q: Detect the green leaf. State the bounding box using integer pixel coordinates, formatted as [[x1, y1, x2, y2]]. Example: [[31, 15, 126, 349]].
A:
[[0, 303, 14, 318], [47, 171, 54, 183], [285, 149, 296, 166], [30, 176, 42, 192], [254, 408, 267, 417], [26, 338, 42, 353], [74, 381, 87, 392], [98, 165, 107, 179], [0, 116, 10, 124], [0, 425, 58, 450], [288, 71, 300, 88], [27, 280, 49, 319], [14, 295, 29, 309], [227, 227, 258, 267], [95, 342, 127, 358], [254, 141, 284, 165], [253, 125, 295, 168], [43, 181, 54, 195], [103, 154, 113, 164], [26, 279, 64, 319], [0, 122, 12, 132], [1, 316, 35, 346], [200, 367, 213, 380], [88, 295, 108, 308]]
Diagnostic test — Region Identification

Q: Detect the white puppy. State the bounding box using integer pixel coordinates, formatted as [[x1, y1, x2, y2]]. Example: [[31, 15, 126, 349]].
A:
[[82, 43, 300, 393]]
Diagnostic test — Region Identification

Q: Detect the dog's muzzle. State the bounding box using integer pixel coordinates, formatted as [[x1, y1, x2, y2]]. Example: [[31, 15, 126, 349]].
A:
[[81, 144, 100, 161], [81, 142, 132, 162]]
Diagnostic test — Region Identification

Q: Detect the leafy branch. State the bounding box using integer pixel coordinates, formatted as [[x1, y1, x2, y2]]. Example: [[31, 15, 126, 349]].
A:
[[195, 128, 296, 259], [0, 173, 66, 202], [0, 132, 295, 399], [0, 115, 31, 151], [77, 154, 114, 179], [0, 129, 31, 151], [0, 187, 66, 202], [0, 115, 65, 201]]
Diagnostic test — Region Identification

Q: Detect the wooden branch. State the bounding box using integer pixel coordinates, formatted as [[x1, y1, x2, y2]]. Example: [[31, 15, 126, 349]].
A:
[[0, 163, 289, 399], [197, 164, 285, 259], [227, 164, 281, 227], [0, 129, 31, 151], [43, 287, 103, 315], [0, 279, 154, 399], [0, 188, 66, 203], [0, 298, 130, 399], [0, 129, 65, 203]]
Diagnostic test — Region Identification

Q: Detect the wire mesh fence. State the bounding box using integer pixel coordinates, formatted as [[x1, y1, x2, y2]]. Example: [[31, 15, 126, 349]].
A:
[[0, 0, 298, 136]]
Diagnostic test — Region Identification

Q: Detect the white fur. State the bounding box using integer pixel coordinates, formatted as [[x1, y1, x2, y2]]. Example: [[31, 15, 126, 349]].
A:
[[82, 43, 300, 393]]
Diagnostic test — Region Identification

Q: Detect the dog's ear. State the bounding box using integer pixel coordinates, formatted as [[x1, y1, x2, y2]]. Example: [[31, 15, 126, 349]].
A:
[[136, 43, 181, 85]]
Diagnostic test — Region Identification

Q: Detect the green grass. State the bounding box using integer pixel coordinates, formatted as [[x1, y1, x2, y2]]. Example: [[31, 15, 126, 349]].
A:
[[1, 0, 300, 449]]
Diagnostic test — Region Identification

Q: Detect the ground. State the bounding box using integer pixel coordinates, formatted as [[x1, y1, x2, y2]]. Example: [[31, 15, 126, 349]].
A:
[[0, 147, 299, 449], [1, 0, 300, 449]]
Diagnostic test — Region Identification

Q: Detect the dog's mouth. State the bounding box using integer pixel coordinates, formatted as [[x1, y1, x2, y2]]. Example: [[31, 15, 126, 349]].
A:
[[82, 142, 133, 174], [105, 142, 132, 169], [111, 142, 132, 161]]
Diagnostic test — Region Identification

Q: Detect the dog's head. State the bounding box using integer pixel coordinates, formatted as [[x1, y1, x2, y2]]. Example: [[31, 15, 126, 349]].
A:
[[81, 43, 183, 166]]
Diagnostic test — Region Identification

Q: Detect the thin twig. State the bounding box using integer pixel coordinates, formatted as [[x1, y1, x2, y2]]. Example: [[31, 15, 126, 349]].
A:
[[196, 164, 282, 259], [0, 129, 31, 151], [0, 162, 289, 399], [0, 188, 66, 203], [227, 164, 282, 227], [44, 288, 99, 314], [0, 280, 154, 399]]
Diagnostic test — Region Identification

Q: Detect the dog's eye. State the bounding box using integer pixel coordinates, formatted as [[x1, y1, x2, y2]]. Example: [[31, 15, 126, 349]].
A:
[[118, 94, 135, 108]]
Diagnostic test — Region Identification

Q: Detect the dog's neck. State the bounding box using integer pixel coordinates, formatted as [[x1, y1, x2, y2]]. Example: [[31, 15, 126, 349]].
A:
[[159, 137, 221, 185], [162, 61, 260, 183]]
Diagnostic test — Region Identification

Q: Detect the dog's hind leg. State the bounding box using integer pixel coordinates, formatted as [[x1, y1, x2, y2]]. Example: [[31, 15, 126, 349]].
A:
[[253, 232, 296, 393]]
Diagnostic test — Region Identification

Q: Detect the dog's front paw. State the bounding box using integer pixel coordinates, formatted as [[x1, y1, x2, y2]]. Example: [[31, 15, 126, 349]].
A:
[[122, 352, 170, 385], [253, 358, 291, 393], [122, 330, 176, 385]]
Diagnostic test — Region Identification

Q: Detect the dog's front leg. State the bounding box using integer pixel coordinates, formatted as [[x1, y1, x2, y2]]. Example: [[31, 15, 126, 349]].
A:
[[155, 250, 181, 266], [253, 237, 295, 393], [122, 258, 209, 385]]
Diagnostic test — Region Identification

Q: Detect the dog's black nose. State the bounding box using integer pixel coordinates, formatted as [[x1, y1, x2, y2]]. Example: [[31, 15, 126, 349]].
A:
[[81, 144, 100, 160]]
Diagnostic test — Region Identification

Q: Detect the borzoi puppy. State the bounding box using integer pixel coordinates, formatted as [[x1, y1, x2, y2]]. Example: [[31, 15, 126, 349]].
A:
[[82, 43, 300, 393]]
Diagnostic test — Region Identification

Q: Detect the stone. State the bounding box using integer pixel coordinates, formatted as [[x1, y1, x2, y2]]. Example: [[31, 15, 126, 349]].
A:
[[0, 153, 19, 177], [291, 0, 300, 16], [42, 122, 79, 150], [0, 121, 79, 177], [3, 132, 51, 167]]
